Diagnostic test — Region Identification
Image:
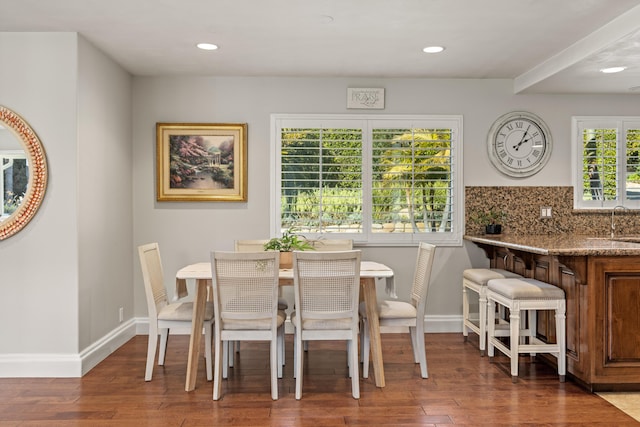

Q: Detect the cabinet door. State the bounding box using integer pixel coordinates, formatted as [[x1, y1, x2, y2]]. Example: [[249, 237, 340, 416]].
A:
[[591, 257, 640, 383]]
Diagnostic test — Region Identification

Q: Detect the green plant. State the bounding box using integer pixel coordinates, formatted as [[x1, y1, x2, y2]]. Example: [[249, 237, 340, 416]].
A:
[[469, 206, 506, 225], [263, 230, 315, 252]]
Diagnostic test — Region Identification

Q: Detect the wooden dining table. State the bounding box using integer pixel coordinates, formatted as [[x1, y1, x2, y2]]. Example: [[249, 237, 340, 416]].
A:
[[175, 260, 395, 391]]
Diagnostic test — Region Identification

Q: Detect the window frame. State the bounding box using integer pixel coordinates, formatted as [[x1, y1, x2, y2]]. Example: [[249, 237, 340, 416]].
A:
[[572, 116, 640, 210], [270, 113, 464, 246]]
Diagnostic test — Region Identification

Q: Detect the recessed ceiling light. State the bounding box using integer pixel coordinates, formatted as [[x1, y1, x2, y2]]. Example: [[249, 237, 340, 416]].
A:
[[600, 66, 626, 74], [196, 43, 219, 51], [423, 46, 445, 54]]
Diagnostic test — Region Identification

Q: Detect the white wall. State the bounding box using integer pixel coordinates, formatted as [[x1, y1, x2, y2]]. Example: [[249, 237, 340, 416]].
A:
[[131, 76, 638, 330], [0, 33, 133, 377], [0, 33, 80, 360], [77, 36, 133, 354]]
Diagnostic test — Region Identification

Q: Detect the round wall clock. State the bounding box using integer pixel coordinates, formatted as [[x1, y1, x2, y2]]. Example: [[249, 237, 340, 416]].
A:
[[486, 111, 552, 178]]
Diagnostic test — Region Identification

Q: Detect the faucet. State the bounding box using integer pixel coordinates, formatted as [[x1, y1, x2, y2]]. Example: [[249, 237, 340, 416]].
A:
[[611, 205, 627, 238]]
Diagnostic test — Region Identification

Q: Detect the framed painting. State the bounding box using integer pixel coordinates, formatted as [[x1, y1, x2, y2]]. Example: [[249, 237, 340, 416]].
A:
[[156, 122, 247, 201]]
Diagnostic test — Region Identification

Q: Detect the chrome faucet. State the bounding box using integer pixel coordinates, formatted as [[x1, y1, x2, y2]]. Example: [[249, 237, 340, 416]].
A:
[[611, 205, 627, 238]]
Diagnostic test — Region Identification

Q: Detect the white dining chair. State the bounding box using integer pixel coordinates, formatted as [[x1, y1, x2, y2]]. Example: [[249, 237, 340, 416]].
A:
[[291, 250, 362, 399], [234, 239, 270, 252], [138, 242, 214, 382], [361, 242, 435, 379], [309, 239, 353, 251], [210, 250, 285, 400], [233, 239, 288, 367]]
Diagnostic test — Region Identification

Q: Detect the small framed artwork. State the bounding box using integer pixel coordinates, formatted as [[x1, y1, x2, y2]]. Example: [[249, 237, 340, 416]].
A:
[[347, 88, 385, 109], [156, 122, 247, 201]]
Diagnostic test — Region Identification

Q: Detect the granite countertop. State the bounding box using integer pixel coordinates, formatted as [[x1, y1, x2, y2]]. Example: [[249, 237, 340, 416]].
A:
[[464, 234, 640, 256]]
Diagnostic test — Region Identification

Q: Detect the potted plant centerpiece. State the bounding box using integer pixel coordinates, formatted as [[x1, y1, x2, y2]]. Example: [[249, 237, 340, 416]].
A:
[[470, 206, 506, 235], [263, 230, 315, 269]]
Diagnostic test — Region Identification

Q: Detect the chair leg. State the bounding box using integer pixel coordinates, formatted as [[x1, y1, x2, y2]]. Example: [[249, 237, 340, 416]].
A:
[[277, 327, 284, 379], [270, 335, 279, 400], [158, 328, 169, 365], [361, 319, 370, 379], [295, 333, 304, 400], [222, 341, 229, 379], [293, 331, 297, 379], [478, 290, 487, 356], [213, 333, 223, 400], [349, 339, 360, 399], [145, 325, 159, 381], [462, 285, 469, 340], [409, 326, 419, 363], [204, 322, 213, 381], [228, 341, 235, 368], [414, 322, 428, 379], [509, 307, 521, 383], [487, 299, 496, 358], [556, 302, 567, 382]]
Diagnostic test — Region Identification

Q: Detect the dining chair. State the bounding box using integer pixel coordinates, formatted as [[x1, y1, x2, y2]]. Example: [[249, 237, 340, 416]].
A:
[[361, 242, 435, 379], [291, 250, 362, 399], [233, 239, 288, 367], [234, 239, 270, 252], [309, 239, 353, 251], [138, 242, 214, 382], [210, 250, 285, 400], [235, 239, 288, 309]]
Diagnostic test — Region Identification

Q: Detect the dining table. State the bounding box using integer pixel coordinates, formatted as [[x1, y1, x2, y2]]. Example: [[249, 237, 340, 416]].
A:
[[175, 260, 395, 391]]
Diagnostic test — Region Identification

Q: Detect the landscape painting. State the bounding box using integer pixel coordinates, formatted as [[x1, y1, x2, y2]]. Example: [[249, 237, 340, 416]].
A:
[[156, 123, 247, 201]]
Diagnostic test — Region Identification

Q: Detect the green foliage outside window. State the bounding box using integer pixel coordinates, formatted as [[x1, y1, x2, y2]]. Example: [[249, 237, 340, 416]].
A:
[[581, 127, 640, 202], [280, 126, 453, 234]]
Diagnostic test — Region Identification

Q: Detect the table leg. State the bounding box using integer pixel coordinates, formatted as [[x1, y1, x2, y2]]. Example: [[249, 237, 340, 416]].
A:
[[362, 278, 385, 387], [185, 278, 208, 392]]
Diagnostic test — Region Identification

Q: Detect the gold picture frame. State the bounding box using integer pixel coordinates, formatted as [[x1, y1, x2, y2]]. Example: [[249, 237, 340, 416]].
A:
[[156, 122, 247, 201]]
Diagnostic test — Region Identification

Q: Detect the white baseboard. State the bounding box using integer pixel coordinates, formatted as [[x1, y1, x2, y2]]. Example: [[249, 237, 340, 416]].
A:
[[0, 315, 463, 378], [0, 320, 136, 378]]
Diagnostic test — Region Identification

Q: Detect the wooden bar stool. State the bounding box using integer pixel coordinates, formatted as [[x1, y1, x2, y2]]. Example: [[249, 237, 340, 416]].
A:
[[462, 268, 522, 355], [486, 277, 566, 383]]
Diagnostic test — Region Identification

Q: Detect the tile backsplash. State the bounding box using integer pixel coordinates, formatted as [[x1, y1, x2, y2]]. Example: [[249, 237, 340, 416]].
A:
[[465, 186, 639, 236]]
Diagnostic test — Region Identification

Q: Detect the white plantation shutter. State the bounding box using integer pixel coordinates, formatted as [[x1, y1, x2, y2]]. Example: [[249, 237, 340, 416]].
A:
[[573, 117, 640, 209], [279, 126, 363, 233], [272, 114, 463, 246]]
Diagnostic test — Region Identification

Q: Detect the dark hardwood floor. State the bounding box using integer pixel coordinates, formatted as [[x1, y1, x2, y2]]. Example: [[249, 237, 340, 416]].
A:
[[0, 333, 637, 426]]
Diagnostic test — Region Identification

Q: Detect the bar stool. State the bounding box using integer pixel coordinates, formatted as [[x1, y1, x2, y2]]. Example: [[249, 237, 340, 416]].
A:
[[486, 277, 566, 383], [462, 268, 522, 355]]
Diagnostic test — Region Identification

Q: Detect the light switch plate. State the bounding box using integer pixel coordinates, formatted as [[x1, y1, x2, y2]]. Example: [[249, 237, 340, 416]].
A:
[[540, 207, 552, 218]]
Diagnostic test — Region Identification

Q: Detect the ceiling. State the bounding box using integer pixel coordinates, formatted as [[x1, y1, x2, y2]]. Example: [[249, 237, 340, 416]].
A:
[[1, 0, 640, 94]]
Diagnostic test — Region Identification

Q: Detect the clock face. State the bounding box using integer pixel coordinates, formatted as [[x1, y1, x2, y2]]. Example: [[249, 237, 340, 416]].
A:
[[487, 111, 552, 177]]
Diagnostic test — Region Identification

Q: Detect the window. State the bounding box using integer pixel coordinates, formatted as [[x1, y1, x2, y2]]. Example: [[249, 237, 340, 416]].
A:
[[270, 114, 463, 246], [1, 151, 28, 218], [573, 117, 640, 209]]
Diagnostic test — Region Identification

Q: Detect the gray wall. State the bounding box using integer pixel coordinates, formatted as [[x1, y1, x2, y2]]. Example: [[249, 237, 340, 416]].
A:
[[131, 76, 639, 331]]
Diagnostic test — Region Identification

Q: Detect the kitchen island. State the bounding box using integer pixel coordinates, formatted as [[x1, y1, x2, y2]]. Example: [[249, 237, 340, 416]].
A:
[[465, 234, 640, 391]]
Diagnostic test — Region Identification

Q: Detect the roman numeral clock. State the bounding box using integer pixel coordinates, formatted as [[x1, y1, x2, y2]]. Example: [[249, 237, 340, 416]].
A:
[[487, 111, 552, 178]]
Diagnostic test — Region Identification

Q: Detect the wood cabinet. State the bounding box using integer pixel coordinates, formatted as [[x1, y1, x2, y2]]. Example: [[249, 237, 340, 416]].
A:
[[473, 241, 640, 391]]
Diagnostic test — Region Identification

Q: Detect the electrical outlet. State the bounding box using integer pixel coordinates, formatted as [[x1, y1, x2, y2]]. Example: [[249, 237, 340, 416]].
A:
[[119, 307, 124, 322], [540, 207, 552, 218]]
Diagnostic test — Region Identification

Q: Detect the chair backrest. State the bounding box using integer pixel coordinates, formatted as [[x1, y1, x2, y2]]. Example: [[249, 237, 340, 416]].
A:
[[210, 251, 280, 329], [138, 242, 168, 320], [410, 242, 436, 316], [292, 250, 361, 326], [309, 239, 353, 251], [234, 239, 269, 252]]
